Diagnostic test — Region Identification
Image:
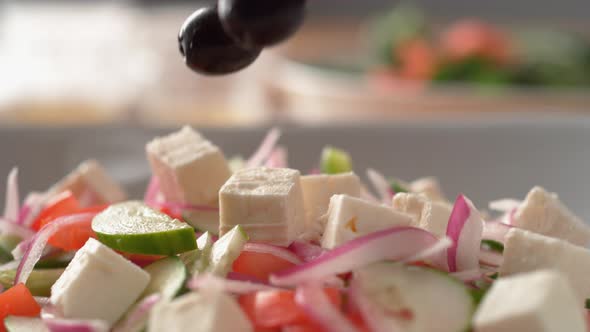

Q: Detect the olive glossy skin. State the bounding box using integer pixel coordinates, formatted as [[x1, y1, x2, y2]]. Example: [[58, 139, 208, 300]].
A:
[[178, 6, 262, 75], [218, 0, 306, 48]]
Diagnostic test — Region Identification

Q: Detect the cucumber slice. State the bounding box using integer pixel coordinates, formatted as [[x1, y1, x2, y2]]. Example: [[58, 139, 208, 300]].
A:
[[4, 317, 48, 332], [320, 146, 353, 174], [0, 235, 22, 263], [142, 257, 187, 300], [354, 264, 474, 332], [0, 268, 64, 297], [208, 226, 248, 276], [35, 251, 75, 269], [179, 232, 216, 274], [92, 201, 197, 255]]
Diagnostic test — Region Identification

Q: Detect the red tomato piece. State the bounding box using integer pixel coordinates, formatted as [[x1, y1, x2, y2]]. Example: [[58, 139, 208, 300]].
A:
[[239, 289, 342, 329], [441, 19, 511, 64], [158, 206, 184, 221], [0, 284, 41, 332], [232, 250, 297, 281], [31, 191, 79, 231]]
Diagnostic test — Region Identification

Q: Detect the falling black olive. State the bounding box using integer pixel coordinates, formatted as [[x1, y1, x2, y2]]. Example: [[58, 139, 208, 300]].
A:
[[218, 0, 306, 49], [178, 6, 262, 75]]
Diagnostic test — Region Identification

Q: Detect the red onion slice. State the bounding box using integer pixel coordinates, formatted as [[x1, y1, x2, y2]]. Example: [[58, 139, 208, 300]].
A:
[[3, 168, 20, 222], [482, 221, 513, 244], [488, 199, 521, 213], [44, 318, 109, 332], [270, 226, 448, 287], [288, 241, 326, 262], [295, 282, 358, 332], [366, 169, 393, 205], [34, 296, 51, 308], [479, 249, 504, 267], [0, 217, 35, 239], [112, 294, 161, 332], [246, 128, 281, 168], [15, 213, 96, 285], [244, 243, 302, 265], [264, 146, 288, 168], [143, 175, 161, 204], [157, 201, 219, 213], [446, 195, 484, 272], [187, 273, 281, 294], [0, 260, 21, 272]]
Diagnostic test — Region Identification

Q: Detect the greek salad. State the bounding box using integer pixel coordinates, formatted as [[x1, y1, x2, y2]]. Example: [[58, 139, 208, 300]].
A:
[[0, 127, 589, 332]]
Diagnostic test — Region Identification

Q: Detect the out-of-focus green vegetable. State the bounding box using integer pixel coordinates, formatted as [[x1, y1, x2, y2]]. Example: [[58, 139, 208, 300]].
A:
[[320, 147, 353, 174]]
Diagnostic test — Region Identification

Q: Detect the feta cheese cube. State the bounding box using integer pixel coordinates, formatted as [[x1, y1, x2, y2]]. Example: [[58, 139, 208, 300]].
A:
[[473, 270, 585, 332], [50, 238, 150, 325], [512, 186, 590, 246], [219, 167, 306, 246], [146, 126, 231, 206], [392, 193, 452, 238], [321, 195, 412, 249], [148, 291, 252, 332], [300, 172, 361, 224], [409, 177, 447, 202], [49, 160, 126, 206], [499, 228, 590, 303]]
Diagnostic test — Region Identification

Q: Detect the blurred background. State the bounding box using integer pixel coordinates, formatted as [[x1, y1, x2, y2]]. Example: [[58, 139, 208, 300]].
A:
[[0, 0, 589, 127]]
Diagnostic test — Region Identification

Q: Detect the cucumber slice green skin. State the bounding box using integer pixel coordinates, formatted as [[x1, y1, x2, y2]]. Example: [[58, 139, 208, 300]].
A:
[[95, 229, 197, 256], [4, 317, 49, 332], [92, 201, 198, 256], [0, 268, 64, 297], [35, 252, 75, 269], [0, 235, 22, 264], [354, 264, 475, 332], [142, 257, 187, 300], [208, 226, 248, 276]]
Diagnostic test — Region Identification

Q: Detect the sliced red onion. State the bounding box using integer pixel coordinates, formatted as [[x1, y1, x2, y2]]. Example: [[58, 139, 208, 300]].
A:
[[403, 236, 452, 269], [35, 296, 51, 307], [3, 168, 20, 222], [488, 199, 521, 213], [482, 221, 513, 244], [187, 273, 281, 294], [0, 260, 21, 272], [270, 226, 448, 287], [244, 243, 302, 265], [264, 146, 288, 168], [112, 294, 161, 332], [366, 169, 392, 205], [44, 318, 109, 332], [288, 241, 326, 262], [446, 195, 484, 272], [21, 192, 48, 227], [295, 282, 358, 332], [143, 175, 162, 204], [0, 217, 35, 239], [450, 269, 484, 282], [349, 278, 401, 332], [246, 128, 282, 168], [227, 272, 266, 283], [15, 213, 96, 285], [479, 250, 504, 267]]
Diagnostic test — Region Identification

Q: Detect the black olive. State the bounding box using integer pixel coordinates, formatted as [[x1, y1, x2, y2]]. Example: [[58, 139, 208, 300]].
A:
[[218, 0, 306, 48], [178, 6, 262, 75]]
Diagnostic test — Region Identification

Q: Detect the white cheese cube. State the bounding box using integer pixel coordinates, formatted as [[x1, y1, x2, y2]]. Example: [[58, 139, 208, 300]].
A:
[[219, 167, 306, 245], [499, 228, 590, 303], [409, 177, 447, 202], [50, 238, 150, 325], [321, 194, 412, 249], [300, 172, 361, 225], [146, 126, 231, 206], [473, 270, 585, 332], [392, 193, 452, 238], [148, 291, 252, 332], [50, 160, 126, 206], [512, 186, 590, 246]]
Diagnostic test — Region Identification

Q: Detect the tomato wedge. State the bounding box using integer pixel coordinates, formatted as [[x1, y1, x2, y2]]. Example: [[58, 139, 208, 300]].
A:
[[239, 288, 342, 329], [0, 283, 41, 332], [232, 250, 297, 282], [31, 191, 108, 251]]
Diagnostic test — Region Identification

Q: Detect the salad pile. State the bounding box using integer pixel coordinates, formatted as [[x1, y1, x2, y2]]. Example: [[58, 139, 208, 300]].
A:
[[367, 5, 590, 87], [0, 126, 589, 332]]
